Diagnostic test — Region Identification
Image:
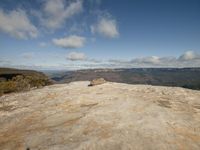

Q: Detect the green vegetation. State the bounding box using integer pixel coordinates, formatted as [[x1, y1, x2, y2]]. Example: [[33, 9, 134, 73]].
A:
[[0, 68, 52, 96], [0, 80, 17, 93]]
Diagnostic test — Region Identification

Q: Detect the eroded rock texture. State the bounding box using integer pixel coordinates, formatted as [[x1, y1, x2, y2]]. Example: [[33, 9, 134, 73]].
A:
[[0, 81, 200, 150]]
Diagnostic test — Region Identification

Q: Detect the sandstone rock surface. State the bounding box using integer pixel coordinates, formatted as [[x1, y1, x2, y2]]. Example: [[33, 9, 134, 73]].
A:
[[0, 81, 200, 150]]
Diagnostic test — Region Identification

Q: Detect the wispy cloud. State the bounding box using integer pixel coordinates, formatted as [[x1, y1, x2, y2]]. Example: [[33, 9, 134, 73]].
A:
[[66, 51, 102, 63], [0, 59, 12, 65], [39, 42, 48, 47], [41, 0, 83, 29], [53, 35, 86, 49], [0, 9, 38, 39], [21, 52, 35, 59]]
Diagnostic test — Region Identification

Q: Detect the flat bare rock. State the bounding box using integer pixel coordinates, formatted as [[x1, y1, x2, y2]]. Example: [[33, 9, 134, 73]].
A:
[[0, 81, 200, 150]]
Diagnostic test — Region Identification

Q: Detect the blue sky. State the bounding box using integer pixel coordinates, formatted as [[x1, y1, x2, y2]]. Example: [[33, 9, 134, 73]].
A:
[[0, 0, 200, 70]]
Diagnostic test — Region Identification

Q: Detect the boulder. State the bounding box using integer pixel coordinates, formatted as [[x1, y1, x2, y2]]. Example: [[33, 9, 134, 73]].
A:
[[88, 78, 106, 86]]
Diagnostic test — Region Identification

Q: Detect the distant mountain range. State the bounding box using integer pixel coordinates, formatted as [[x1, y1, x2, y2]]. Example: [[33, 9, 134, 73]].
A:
[[1, 67, 200, 91], [44, 68, 200, 90]]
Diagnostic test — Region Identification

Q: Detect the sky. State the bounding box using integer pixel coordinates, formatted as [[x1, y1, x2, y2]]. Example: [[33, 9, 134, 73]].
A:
[[0, 0, 200, 70]]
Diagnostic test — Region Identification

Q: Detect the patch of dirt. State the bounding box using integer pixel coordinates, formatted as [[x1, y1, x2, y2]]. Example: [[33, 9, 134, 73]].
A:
[[157, 100, 172, 108], [0, 105, 15, 111], [80, 103, 98, 108], [193, 104, 200, 109], [82, 120, 112, 139]]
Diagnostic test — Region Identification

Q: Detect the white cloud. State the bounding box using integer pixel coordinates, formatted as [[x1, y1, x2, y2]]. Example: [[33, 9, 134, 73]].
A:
[[133, 56, 160, 64], [21, 52, 35, 59], [179, 51, 200, 61], [66, 52, 86, 61], [0, 9, 38, 39], [53, 35, 86, 49], [42, 0, 83, 29], [66, 51, 102, 62], [91, 17, 119, 38]]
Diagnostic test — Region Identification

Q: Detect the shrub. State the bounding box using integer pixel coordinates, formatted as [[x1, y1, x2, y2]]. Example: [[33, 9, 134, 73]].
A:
[[0, 81, 17, 93], [23, 75, 52, 88], [0, 90, 3, 96], [0, 74, 52, 96], [12, 75, 30, 91]]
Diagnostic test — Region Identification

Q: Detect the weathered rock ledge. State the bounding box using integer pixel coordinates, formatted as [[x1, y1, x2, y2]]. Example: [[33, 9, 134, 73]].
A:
[[0, 81, 200, 150]]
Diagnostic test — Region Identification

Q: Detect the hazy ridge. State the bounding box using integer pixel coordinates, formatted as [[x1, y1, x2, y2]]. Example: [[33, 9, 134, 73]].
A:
[[45, 68, 200, 90]]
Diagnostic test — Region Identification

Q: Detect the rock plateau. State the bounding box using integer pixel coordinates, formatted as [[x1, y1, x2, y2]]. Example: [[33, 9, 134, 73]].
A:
[[0, 81, 200, 150]]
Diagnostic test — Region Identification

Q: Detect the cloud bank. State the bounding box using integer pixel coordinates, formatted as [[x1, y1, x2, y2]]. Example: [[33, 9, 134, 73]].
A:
[[179, 51, 200, 61], [109, 51, 200, 68], [2, 51, 200, 70]]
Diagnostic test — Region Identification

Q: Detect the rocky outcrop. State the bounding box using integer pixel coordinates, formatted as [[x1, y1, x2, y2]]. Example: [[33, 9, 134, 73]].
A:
[[88, 78, 106, 86], [0, 81, 200, 150]]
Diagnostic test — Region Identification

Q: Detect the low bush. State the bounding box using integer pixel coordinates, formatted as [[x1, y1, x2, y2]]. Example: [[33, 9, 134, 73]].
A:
[[0, 88, 4, 96], [12, 75, 30, 91], [0, 81, 17, 94], [0, 74, 52, 96]]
